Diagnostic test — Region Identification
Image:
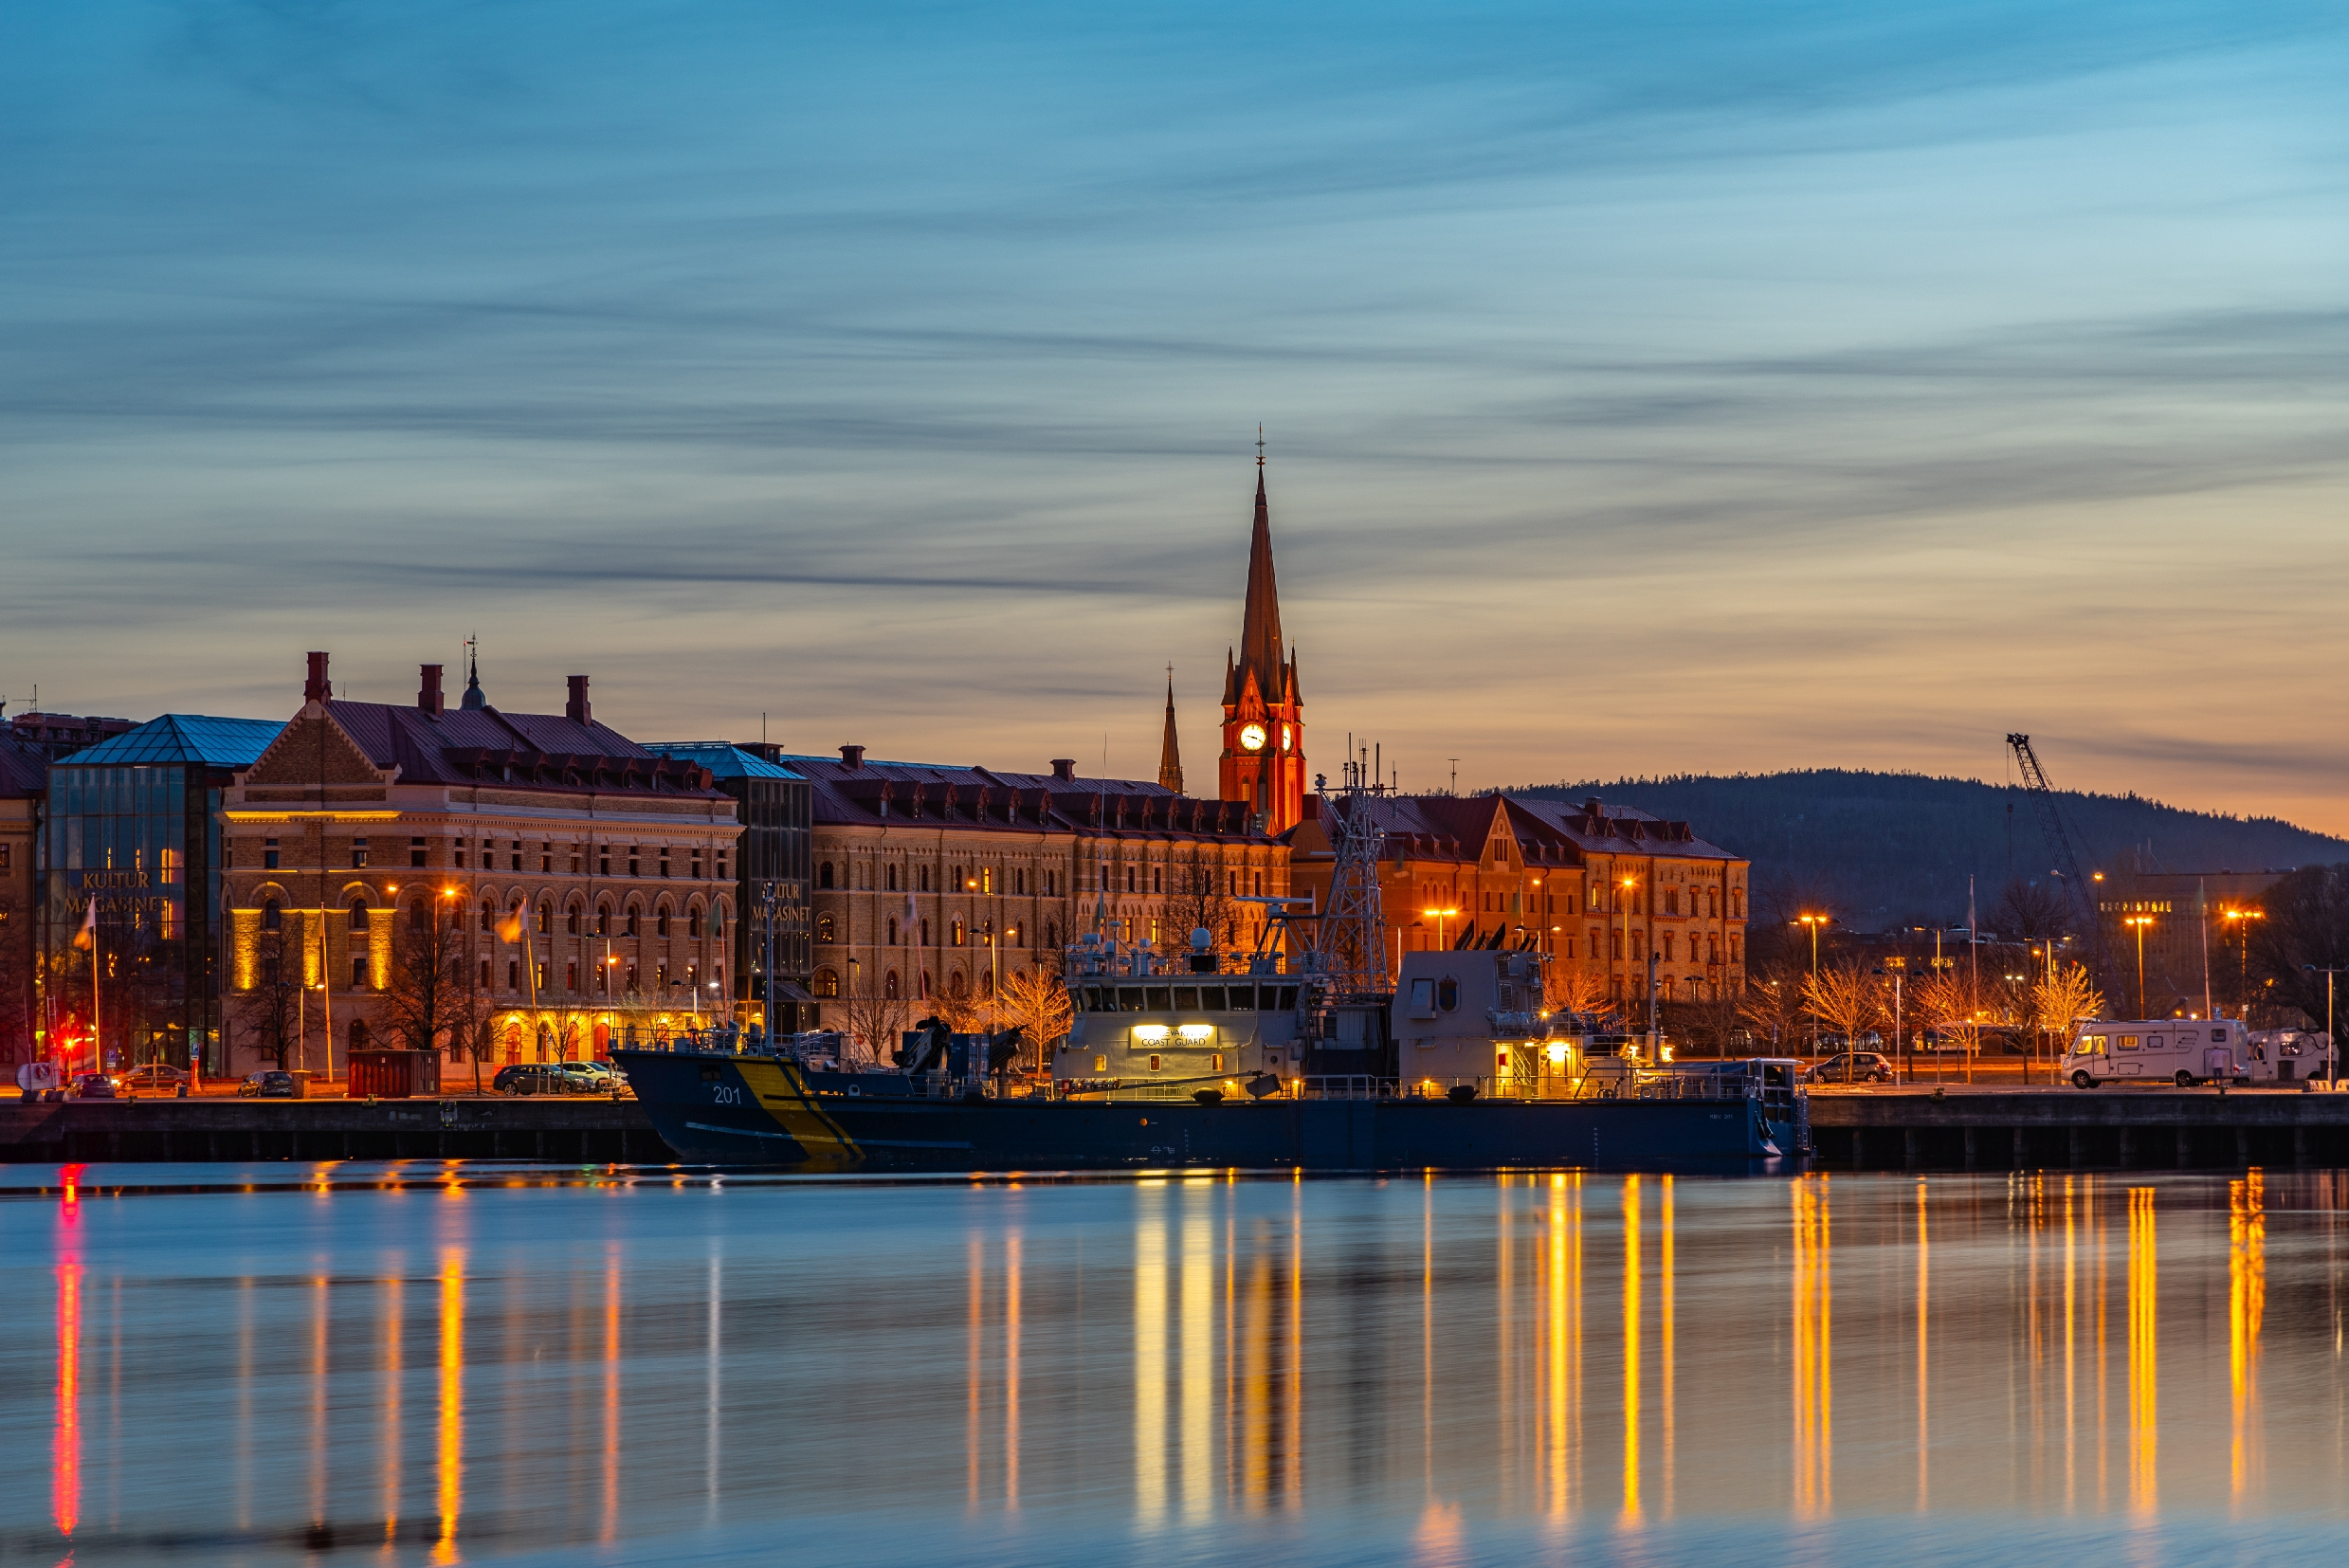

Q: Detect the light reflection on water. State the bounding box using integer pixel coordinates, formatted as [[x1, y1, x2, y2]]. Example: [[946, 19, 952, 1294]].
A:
[[4, 1164, 2347, 1566]]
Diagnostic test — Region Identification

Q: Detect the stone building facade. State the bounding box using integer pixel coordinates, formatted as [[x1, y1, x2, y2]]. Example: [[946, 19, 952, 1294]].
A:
[[1287, 793, 1748, 1012], [0, 736, 43, 1060], [794, 747, 1288, 1034], [218, 654, 742, 1071]]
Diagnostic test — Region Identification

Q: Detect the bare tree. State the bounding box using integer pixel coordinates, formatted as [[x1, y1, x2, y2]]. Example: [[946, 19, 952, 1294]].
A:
[[1993, 878, 2068, 944], [1545, 964, 1612, 1019], [1914, 970, 1995, 1081], [1165, 856, 1240, 951], [1667, 986, 1746, 1059], [994, 963, 1073, 1074], [1737, 968, 1807, 1052], [234, 944, 308, 1070], [1801, 959, 1885, 1059], [837, 982, 913, 1063], [379, 899, 471, 1056]]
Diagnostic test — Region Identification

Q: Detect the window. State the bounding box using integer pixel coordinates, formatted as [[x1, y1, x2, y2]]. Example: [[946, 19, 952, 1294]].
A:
[[455, 844, 466, 868], [692, 852, 703, 880], [511, 845, 523, 871], [952, 918, 965, 946], [626, 908, 641, 937], [595, 906, 611, 937], [566, 960, 578, 991], [508, 958, 520, 990], [264, 900, 282, 931], [818, 862, 834, 890], [1124, 866, 1135, 893], [660, 852, 671, 878], [352, 837, 370, 868], [570, 850, 583, 875], [596, 962, 610, 994], [626, 964, 638, 993], [478, 899, 494, 932], [817, 913, 837, 943], [883, 970, 900, 999], [353, 957, 367, 989], [981, 867, 994, 894], [1664, 935, 1676, 960], [812, 968, 840, 998], [1438, 978, 1458, 1011], [717, 853, 727, 881], [0, 846, 9, 869], [410, 836, 428, 868], [656, 908, 671, 938], [481, 958, 492, 988], [1152, 866, 1162, 895], [567, 907, 581, 935], [887, 917, 899, 945], [628, 847, 641, 876], [921, 920, 931, 947], [537, 903, 551, 933], [920, 866, 932, 892], [1728, 937, 1741, 962], [541, 844, 553, 872], [886, 864, 899, 891], [600, 849, 611, 875], [350, 899, 371, 931], [410, 902, 428, 931], [1665, 888, 1679, 915]]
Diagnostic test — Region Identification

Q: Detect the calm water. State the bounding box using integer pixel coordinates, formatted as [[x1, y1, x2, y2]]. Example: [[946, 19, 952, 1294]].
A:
[[3, 1164, 2346, 1567]]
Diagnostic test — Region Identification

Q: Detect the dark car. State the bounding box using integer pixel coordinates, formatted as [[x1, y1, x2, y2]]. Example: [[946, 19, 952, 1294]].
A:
[[70, 1072, 124, 1101], [119, 1064, 190, 1094], [1805, 1051, 1896, 1085], [238, 1070, 300, 1099], [497, 1063, 581, 1096]]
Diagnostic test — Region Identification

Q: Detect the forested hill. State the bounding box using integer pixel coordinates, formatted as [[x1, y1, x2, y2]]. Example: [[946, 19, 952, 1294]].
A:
[[1511, 770, 2349, 929]]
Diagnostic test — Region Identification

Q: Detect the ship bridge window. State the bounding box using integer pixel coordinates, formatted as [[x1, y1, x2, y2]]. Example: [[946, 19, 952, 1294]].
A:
[[1120, 988, 1147, 1012], [1200, 986, 1228, 1010], [1145, 986, 1173, 1012], [1174, 987, 1198, 1009]]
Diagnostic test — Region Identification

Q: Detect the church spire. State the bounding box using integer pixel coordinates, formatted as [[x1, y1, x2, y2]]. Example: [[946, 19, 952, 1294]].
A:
[[1235, 429, 1285, 703], [1157, 665, 1184, 794]]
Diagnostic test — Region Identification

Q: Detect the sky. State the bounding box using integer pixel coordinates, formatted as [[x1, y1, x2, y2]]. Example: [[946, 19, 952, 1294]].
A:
[[6, 3, 2346, 827]]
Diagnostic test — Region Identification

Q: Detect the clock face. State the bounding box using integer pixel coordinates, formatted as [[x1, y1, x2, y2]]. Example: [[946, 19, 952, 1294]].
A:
[[1239, 723, 1267, 752], [1280, 724, 1292, 753]]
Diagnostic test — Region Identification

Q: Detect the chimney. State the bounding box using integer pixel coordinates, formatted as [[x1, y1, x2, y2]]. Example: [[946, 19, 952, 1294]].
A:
[[418, 664, 445, 716], [566, 675, 590, 723], [1050, 758, 1075, 782], [304, 651, 331, 705], [840, 744, 865, 770]]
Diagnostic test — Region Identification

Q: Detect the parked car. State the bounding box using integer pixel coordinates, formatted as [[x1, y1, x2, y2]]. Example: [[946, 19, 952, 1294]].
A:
[[238, 1070, 300, 1099], [1805, 1051, 1896, 1085], [69, 1072, 124, 1101], [560, 1060, 617, 1089], [498, 1063, 585, 1096], [119, 1064, 190, 1094]]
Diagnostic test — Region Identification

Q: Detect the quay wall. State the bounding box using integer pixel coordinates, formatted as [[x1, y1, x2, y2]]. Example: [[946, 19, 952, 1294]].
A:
[[0, 1098, 666, 1165], [1806, 1090, 2349, 1172]]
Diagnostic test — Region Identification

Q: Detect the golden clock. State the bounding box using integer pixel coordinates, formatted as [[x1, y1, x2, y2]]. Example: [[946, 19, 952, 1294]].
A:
[[1239, 723, 1267, 752]]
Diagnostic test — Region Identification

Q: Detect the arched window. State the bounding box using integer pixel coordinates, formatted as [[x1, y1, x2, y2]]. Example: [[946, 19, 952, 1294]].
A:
[[886, 864, 898, 892], [480, 899, 494, 933], [920, 920, 930, 946], [816, 913, 837, 943], [656, 907, 671, 938], [818, 862, 835, 890], [1047, 922, 1059, 949], [951, 918, 965, 947], [812, 968, 840, 998], [537, 903, 552, 934], [948, 970, 968, 998], [883, 970, 901, 999], [626, 906, 641, 938], [886, 917, 899, 945], [263, 900, 282, 932], [920, 866, 931, 892], [566, 906, 581, 935], [595, 905, 611, 937], [349, 899, 371, 930], [1152, 866, 1161, 895], [1124, 866, 1135, 893], [410, 902, 428, 931], [919, 970, 931, 999]]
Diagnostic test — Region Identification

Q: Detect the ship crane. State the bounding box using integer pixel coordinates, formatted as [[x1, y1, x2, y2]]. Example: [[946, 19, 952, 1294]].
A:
[[2006, 733, 2113, 992]]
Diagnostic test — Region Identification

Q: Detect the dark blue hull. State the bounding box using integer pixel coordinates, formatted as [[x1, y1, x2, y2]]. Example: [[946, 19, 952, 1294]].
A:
[[617, 1050, 1799, 1172]]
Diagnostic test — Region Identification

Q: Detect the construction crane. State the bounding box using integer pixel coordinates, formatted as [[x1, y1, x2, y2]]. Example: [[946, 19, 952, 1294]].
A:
[[2006, 734, 2112, 991]]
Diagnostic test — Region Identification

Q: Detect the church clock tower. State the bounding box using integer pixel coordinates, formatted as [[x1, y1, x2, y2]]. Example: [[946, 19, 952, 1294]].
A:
[[1219, 448, 1305, 834]]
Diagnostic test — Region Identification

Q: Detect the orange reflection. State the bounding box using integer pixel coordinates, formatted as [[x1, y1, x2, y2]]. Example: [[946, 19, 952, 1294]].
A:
[[1542, 1173, 1582, 1518], [2061, 1177, 2074, 1513], [1183, 1204, 1212, 1522], [2230, 1171, 2265, 1501], [603, 1247, 622, 1544], [434, 1250, 464, 1564], [1792, 1176, 1832, 1516], [384, 1267, 403, 1545], [1136, 1198, 1167, 1522], [1918, 1179, 1930, 1512], [2126, 1186, 2157, 1515], [310, 1273, 330, 1534], [1006, 1232, 1023, 1511], [1660, 1175, 1674, 1517], [1621, 1175, 1641, 1522], [53, 1260, 82, 1543], [968, 1235, 983, 1507]]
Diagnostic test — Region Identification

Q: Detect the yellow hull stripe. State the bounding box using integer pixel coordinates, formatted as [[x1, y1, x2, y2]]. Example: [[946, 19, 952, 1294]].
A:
[[737, 1058, 863, 1167]]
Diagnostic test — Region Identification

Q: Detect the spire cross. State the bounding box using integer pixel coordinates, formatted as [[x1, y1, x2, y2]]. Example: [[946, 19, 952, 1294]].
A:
[[1256, 425, 1265, 467]]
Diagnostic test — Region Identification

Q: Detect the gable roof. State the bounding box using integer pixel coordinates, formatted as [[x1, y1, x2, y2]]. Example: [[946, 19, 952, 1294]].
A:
[[237, 700, 730, 801], [0, 736, 48, 797]]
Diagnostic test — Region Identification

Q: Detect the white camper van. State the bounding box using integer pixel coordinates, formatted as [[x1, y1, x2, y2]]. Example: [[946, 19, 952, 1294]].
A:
[[2064, 1019, 2256, 1087]]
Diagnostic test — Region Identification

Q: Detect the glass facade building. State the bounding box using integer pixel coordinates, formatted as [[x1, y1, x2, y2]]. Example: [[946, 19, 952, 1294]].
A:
[[39, 716, 283, 1074], [646, 743, 814, 1032]]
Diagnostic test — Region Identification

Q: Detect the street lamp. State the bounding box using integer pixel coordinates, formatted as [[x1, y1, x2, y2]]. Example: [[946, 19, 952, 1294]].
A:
[[1422, 907, 1459, 950], [2221, 908, 2265, 1018], [1620, 876, 1639, 1031], [1796, 913, 1829, 1051], [2123, 915, 2155, 1018], [2303, 964, 2343, 1088], [1872, 963, 1905, 1085]]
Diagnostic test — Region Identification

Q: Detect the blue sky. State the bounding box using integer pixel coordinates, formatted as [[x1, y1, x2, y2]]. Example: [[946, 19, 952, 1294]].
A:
[[6, 3, 2346, 825]]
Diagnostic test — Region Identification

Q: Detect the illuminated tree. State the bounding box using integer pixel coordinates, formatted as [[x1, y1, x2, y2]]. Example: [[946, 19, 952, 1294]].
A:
[[993, 964, 1074, 1073], [1801, 958, 1885, 1051]]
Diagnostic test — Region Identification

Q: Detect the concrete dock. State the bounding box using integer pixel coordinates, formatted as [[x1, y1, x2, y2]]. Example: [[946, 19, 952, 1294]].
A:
[[1806, 1085, 2349, 1170]]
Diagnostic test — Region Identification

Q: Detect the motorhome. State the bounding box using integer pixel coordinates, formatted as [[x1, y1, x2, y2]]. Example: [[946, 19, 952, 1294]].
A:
[[2064, 1019, 2257, 1087]]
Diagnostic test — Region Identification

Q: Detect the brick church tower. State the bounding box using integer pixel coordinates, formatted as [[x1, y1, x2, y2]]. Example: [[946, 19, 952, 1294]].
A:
[[1218, 452, 1305, 833]]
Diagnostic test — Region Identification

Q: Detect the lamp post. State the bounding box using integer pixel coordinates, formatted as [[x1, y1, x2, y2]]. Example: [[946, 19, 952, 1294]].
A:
[[1874, 964, 1905, 1085], [1620, 876, 1639, 1035], [2303, 964, 2343, 1088], [2222, 908, 2265, 1018], [1796, 913, 1829, 1052], [2123, 915, 2155, 1019], [1422, 907, 1458, 950]]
